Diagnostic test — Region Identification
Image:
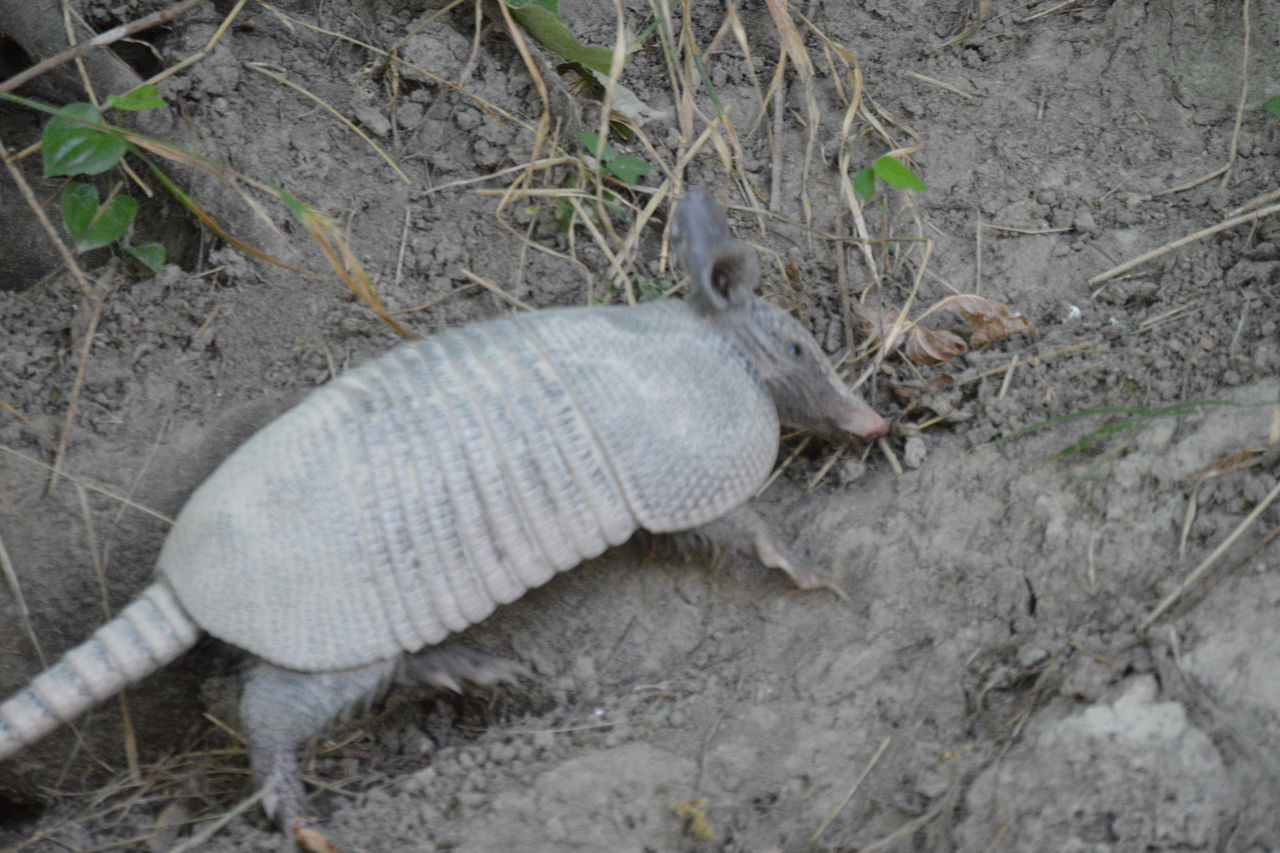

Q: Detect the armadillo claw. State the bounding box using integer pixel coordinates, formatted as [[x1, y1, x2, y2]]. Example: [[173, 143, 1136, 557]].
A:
[[747, 525, 849, 601], [398, 645, 531, 692], [777, 564, 849, 602], [293, 823, 340, 853]]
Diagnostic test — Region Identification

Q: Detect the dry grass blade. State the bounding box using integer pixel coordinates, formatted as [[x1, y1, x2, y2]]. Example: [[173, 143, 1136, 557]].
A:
[[904, 70, 975, 99], [764, 0, 813, 80], [289, 196, 414, 338], [164, 789, 265, 853], [0, 533, 47, 668], [493, 0, 557, 190], [1020, 0, 1088, 23], [958, 343, 1095, 389], [259, 0, 530, 133], [71, 481, 142, 782], [48, 282, 107, 493], [801, 14, 875, 282], [764, 0, 818, 226], [461, 269, 533, 312], [146, 0, 249, 89], [755, 436, 811, 498], [245, 62, 411, 184], [1139, 475, 1280, 631], [566, 195, 630, 301], [421, 157, 576, 195], [810, 735, 892, 842], [1153, 0, 1251, 195], [126, 136, 308, 274], [0, 399, 54, 448], [0, 443, 175, 523], [1175, 521, 1280, 620]]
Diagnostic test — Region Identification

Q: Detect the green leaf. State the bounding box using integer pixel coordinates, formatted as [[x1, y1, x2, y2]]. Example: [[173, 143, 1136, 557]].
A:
[[577, 131, 615, 161], [1265, 94, 1280, 116], [63, 187, 138, 253], [61, 182, 100, 241], [104, 84, 165, 111], [275, 184, 309, 220], [42, 103, 127, 177], [689, 49, 725, 117], [601, 190, 625, 221], [506, 0, 556, 10], [607, 155, 650, 184], [853, 167, 876, 201], [507, 1, 614, 75], [554, 196, 575, 233], [125, 241, 165, 272], [872, 155, 927, 191]]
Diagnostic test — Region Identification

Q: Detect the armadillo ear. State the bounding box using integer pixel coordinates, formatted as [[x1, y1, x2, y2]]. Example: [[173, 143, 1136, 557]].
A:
[[672, 188, 759, 316], [702, 240, 759, 312]]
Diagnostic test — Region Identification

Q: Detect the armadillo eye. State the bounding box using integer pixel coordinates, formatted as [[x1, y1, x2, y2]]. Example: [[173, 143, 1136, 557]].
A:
[[787, 342, 802, 358]]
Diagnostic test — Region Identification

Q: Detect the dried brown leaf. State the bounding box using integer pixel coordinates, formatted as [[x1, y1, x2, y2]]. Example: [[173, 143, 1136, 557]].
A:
[[294, 825, 340, 853], [148, 800, 190, 852], [1189, 447, 1269, 480], [932, 294, 1036, 345], [849, 301, 904, 354], [785, 257, 801, 289], [671, 798, 717, 841], [905, 327, 968, 364]]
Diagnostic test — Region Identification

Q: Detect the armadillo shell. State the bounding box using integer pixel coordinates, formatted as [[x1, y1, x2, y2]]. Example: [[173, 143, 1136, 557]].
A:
[[158, 301, 778, 671]]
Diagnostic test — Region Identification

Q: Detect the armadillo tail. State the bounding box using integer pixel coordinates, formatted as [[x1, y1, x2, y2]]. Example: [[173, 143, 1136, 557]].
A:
[[0, 581, 199, 759]]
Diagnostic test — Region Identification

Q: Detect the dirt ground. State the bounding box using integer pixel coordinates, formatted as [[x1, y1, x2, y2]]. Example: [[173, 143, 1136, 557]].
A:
[[1, 1, 1279, 851]]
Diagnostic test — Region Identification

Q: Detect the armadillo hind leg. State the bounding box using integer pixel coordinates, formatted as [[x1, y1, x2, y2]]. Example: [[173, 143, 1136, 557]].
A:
[[691, 505, 848, 599], [396, 644, 529, 692], [240, 659, 397, 840]]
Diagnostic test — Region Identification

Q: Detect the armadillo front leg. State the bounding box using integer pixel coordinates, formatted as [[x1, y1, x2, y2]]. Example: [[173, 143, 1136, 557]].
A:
[[240, 659, 396, 848], [694, 505, 847, 599]]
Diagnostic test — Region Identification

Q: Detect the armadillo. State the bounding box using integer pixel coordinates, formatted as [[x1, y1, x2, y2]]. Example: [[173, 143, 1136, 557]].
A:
[[0, 188, 887, 841]]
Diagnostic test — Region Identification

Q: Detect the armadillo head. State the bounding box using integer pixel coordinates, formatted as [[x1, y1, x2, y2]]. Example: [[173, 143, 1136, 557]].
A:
[[742, 301, 887, 441], [671, 188, 888, 443]]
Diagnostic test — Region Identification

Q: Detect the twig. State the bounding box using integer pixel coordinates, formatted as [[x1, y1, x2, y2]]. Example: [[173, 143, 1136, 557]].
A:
[[0, 0, 204, 95], [0, 135, 94, 301], [1228, 186, 1280, 218], [1087, 202, 1280, 285]]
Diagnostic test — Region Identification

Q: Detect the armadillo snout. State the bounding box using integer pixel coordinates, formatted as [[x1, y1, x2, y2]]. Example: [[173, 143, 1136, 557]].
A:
[[839, 397, 888, 439]]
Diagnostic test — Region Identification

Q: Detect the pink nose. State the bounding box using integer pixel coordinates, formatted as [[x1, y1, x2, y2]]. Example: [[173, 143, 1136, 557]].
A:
[[844, 405, 888, 440]]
